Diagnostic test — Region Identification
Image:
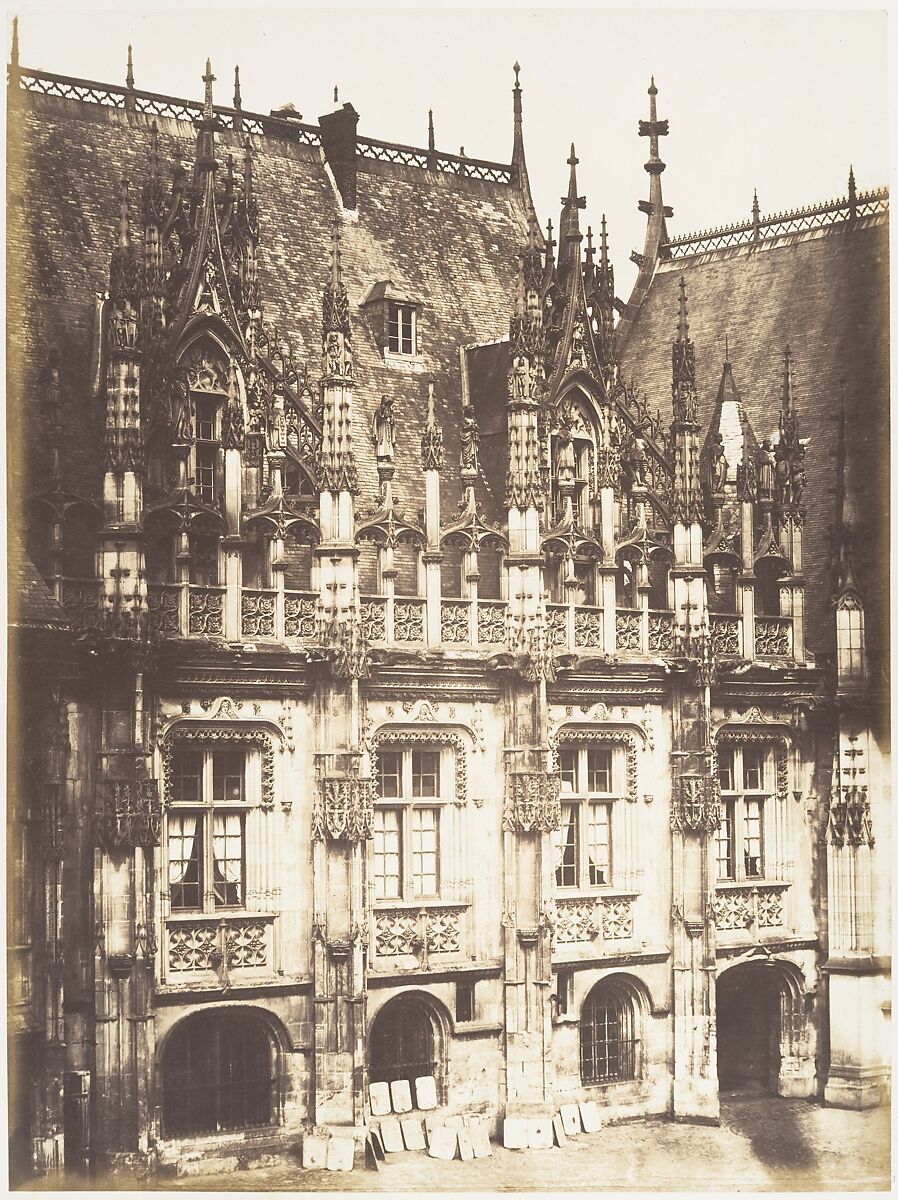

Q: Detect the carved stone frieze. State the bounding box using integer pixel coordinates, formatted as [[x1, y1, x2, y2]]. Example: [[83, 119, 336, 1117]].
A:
[[312, 776, 374, 842], [503, 771, 562, 832], [671, 774, 721, 833]]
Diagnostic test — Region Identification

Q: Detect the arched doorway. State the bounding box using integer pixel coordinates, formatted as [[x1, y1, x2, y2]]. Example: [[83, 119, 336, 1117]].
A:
[[716, 963, 782, 1094], [160, 1010, 279, 1137], [368, 994, 444, 1106]]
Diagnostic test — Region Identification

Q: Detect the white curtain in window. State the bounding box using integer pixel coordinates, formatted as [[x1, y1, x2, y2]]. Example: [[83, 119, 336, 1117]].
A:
[[212, 812, 242, 882], [168, 815, 197, 884]]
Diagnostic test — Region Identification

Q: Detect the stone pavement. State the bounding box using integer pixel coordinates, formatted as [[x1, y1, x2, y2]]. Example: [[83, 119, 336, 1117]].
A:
[[24, 1096, 892, 1193]]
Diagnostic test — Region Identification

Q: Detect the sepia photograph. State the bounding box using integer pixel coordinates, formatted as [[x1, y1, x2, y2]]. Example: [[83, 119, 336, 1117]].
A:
[[6, 4, 890, 1192]]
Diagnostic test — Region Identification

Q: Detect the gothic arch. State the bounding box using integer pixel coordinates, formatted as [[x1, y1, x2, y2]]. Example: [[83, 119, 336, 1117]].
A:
[[370, 724, 473, 806], [367, 988, 453, 1103], [158, 718, 285, 812]]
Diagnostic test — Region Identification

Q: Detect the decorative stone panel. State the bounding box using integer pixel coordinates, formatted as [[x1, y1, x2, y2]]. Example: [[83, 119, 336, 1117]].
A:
[[545, 604, 568, 648], [648, 611, 674, 652], [477, 600, 507, 645], [242, 589, 276, 638], [373, 904, 465, 957], [60, 579, 103, 632], [166, 916, 272, 972], [394, 598, 425, 643], [709, 614, 740, 655], [615, 609, 642, 650], [503, 772, 562, 832], [98, 780, 161, 850], [188, 586, 225, 635], [312, 776, 374, 842], [573, 606, 603, 649], [360, 596, 387, 643], [147, 584, 180, 635], [755, 617, 792, 657], [441, 600, 471, 643], [284, 592, 316, 638], [553, 895, 635, 943], [712, 883, 788, 931], [671, 774, 721, 833]]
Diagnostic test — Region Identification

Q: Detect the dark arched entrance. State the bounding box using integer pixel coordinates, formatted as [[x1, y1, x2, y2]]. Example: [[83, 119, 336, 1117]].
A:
[[368, 994, 442, 1106], [716, 963, 782, 1093], [161, 1010, 278, 1137]]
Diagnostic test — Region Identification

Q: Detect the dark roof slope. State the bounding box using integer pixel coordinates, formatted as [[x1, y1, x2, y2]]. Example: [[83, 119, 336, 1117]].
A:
[[7, 89, 530, 528], [619, 219, 889, 661], [8, 538, 70, 630]]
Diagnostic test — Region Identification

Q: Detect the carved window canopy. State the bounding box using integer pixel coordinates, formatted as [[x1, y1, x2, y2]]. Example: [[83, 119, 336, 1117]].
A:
[[160, 724, 278, 812], [713, 728, 790, 807], [554, 728, 640, 804], [371, 727, 469, 807]]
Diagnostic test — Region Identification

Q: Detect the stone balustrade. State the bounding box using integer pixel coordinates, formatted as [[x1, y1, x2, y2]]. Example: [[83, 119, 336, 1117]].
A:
[[164, 913, 275, 977], [712, 882, 789, 940], [372, 902, 468, 962]]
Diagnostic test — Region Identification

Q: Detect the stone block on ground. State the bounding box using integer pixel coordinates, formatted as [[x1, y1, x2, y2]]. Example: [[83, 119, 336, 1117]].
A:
[[503, 1117, 530, 1149], [379, 1117, 405, 1154], [369, 1081, 392, 1116], [390, 1079, 413, 1113], [428, 1126, 458, 1161], [527, 1117, 554, 1149], [457, 1128, 475, 1162], [424, 1115, 445, 1144], [414, 1075, 438, 1110], [401, 1117, 426, 1151], [552, 1115, 568, 1147], [579, 1100, 602, 1133], [326, 1137, 355, 1172], [560, 1104, 582, 1136], [469, 1122, 493, 1158], [302, 1135, 329, 1170]]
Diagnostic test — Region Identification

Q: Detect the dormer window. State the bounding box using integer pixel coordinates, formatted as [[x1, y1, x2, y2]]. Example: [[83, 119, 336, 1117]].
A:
[[361, 281, 423, 363], [388, 304, 416, 355], [194, 396, 220, 504]]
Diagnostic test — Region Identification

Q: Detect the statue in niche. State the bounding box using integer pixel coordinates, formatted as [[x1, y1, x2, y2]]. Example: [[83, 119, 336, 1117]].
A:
[[791, 444, 806, 507], [705, 432, 728, 494], [554, 419, 576, 488], [774, 444, 792, 506], [172, 380, 193, 444], [510, 353, 530, 401], [626, 422, 649, 489], [266, 389, 288, 454], [110, 298, 139, 351], [756, 437, 776, 502], [459, 403, 480, 473], [372, 394, 395, 462]]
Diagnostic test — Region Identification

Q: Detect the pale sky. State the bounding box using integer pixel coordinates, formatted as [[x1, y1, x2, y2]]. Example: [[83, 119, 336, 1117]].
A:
[[8, 5, 890, 297]]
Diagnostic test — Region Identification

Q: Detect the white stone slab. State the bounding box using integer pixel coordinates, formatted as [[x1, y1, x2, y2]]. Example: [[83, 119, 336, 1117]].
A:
[[552, 1115, 568, 1147], [579, 1100, 602, 1133], [379, 1116, 405, 1153], [326, 1137, 355, 1172], [470, 1122, 493, 1158], [527, 1117, 554, 1149], [414, 1074, 438, 1110], [390, 1078, 413, 1113], [457, 1128, 475, 1162], [444, 1115, 465, 1132], [424, 1115, 445, 1144], [401, 1117, 427, 1151], [302, 1134, 329, 1170], [503, 1117, 530, 1150], [428, 1127, 458, 1160], [368, 1081, 392, 1116], [560, 1104, 582, 1136]]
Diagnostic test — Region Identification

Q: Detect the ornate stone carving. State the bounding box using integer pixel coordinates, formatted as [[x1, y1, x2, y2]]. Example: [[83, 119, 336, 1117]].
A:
[[284, 592, 316, 638], [828, 785, 874, 848], [671, 774, 721, 833], [167, 918, 270, 972], [147, 584, 180, 635], [574, 606, 603, 649], [360, 597, 387, 643], [441, 600, 471, 644], [545, 604, 568, 648], [477, 600, 507, 645], [313, 776, 374, 842], [394, 599, 426, 643], [709, 615, 740, 655], [755, 617, 791, 657], [98, 780, 161, 851], [161, 725, 277, 811], [168, 922, 218, 971], [373, 904, 464, 958], [554, 895, 634, 943], [188, 587, 225, 636], [616, 610, 642, 650], [712, 883, 787, 931], [242, 590, 276, 638], [648, 612, 674, 652], [555, 729, 639, 803], [503, 772, 562, 832]]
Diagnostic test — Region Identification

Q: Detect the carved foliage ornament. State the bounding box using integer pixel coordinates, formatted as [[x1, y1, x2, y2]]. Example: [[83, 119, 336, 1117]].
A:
[[828, 786, 874, 849], [312, 776, 374, 843], [503, 771, 562, 832], [160, 725, 277, 811], [98, 780, 161, 851], [671, 774, 721, 833]]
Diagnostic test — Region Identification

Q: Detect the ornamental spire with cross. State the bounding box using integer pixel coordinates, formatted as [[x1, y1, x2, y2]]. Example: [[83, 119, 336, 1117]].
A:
[[638, 75, 668, 173], [559, 143, 586, 253]]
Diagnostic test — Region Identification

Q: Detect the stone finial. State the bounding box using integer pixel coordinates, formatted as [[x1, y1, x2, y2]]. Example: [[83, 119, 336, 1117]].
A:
[[202, 57, 215, 120], [421, 382, 444, 472]]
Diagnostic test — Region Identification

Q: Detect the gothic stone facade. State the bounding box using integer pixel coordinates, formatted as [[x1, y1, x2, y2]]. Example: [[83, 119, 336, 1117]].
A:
[[7, 47, 890, 1179]]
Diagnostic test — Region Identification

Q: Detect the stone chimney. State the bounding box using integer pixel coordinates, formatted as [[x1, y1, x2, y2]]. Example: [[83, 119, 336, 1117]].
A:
[[319, 101, 360, 210]]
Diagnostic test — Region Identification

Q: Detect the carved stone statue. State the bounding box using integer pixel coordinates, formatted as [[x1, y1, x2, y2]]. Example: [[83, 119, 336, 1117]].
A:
[[372, 394, 395, 462], [266, 389, 288, 454], [510, 353, 530, 402], [706, 432, 728, 494], [554, 423, 576, 487], [459, 403, 480, 474], [173, 381, 193, 444], [774, 446, 792, 506], [626, 424, 649, 489], [791, 444, 806, 506], [756, 437, 776, 502], [110, 298, 139, 351]]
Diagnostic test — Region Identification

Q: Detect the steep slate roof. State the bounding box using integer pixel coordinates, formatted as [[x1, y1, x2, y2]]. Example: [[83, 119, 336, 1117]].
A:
[[619, 218, 890, 661], [7, 87, 530, 530], [8, 537, 70, 630]]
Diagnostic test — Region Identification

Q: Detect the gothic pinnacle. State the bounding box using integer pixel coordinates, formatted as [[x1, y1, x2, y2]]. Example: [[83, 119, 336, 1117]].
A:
[[639, 76, 667, 173], [677, 275, 689, 343], [329, 216, 343, 292], [428, 108, 435, 152], [233, 64, 242, 110], [782, 344, 795, 412], [585, 225, 595, 266], [600, 214, 610, 272], [126, 44, 134, 90], [11, 14, 19, 69], [118, 177, 132, 249], [202, 57, 215, 120]]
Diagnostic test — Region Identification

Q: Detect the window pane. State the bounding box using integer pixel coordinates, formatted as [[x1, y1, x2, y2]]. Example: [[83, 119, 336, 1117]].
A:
[[169, 814, 202, 909], [554, 803, 578, 888], [587, 747, 612, 794], [744, 799, 762, 878], [717, 747, 735, 792], [743, 746, 764, 791], [587, 803, 610, 886], [400, 309, 413, 355], [172, 751, 203, 803], [195, 398, 217, 442], [412, 749, 439, 798], [379, 751, 402, 798], [411, 808, 439, 897], [212, 812, 244, 907], [559, 748, 577, 793], [716, 800, 735, 880], [388, 307, 400, 353], [196, 445, 217, 503], [213, 752, 245, 803], [374, 809, 401, 900]]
